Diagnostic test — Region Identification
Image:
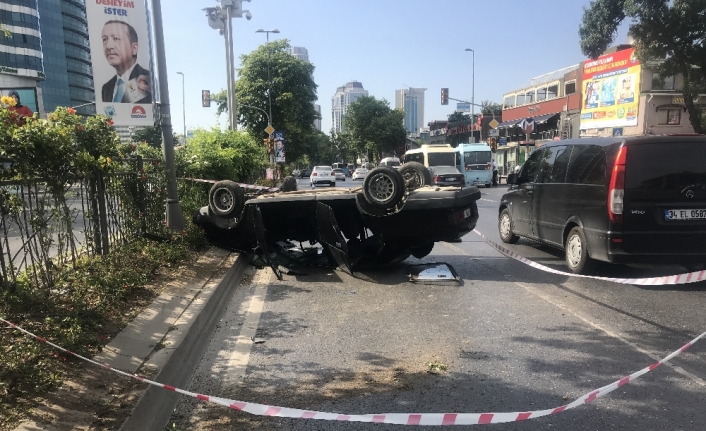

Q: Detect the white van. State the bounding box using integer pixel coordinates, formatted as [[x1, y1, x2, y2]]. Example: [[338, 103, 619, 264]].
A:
[[403, 144, 457, 168], [379, 157, 401, 169]]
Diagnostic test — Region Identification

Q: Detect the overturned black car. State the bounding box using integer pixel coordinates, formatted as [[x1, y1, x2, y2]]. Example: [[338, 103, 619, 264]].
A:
[[192, 163, 481, 278]]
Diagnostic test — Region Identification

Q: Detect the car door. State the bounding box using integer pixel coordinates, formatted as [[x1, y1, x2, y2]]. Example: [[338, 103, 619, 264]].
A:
[[532, 145, 572, 245], [510, 149, 543, 237]]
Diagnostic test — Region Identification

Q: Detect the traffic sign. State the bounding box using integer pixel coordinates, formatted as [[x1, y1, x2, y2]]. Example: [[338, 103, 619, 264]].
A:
[[499, 137, 507, 146], [488, 128, 499, 137], [489, 119, 499, 129], [265, 124, 275, 135]]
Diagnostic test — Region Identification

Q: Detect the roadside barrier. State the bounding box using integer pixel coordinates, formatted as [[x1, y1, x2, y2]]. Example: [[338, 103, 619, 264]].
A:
[[2, 316, 704, 425], [182, 177, 279, 192], [473, 230, 706, 286]]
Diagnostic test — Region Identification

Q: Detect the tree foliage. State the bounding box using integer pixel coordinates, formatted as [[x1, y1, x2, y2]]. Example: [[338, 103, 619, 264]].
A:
[[344, 96, 406, 160], [214, 39, 320, 164], [130, 126, 179, 149], [579, 0, 706, 133], [480, 100, 503, 116], [175, 128, 267, 182]]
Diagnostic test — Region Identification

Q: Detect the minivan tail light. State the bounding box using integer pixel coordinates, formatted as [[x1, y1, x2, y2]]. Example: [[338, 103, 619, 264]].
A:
[[465, 165, 470, 171], [608, 145, 627, 223], [486, 163, 491, 170]]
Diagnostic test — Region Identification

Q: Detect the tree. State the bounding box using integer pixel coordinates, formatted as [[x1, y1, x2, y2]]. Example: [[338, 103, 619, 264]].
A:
[[447, 111, 472, 146], [579, 0, 706, 133], [175, 128, 267, 182], [215, 39, 320, 164], [131, 126, 178, 149], [344, 96, 406, 161], [480, 100, 503, 116]]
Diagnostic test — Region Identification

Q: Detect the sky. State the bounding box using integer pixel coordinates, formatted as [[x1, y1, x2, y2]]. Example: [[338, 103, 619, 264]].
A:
[[160, 0, 630, 135]]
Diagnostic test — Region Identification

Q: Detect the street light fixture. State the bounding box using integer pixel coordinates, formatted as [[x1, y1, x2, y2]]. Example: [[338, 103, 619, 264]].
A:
[[239, 104, 270, 129], [255, 28, 279, 132], [465, 48, 475, 143], [176, 72, 186, 144]]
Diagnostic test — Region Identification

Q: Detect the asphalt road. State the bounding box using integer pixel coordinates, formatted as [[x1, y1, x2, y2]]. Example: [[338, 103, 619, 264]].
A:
[[169, 183, 706, 430]]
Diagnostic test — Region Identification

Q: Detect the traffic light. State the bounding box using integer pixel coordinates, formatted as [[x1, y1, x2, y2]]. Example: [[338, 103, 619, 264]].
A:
[[202, 90, 211, 107], [441, 88, 449, 105], [267, 138, 275, 154], [489, 137, 497, 153]]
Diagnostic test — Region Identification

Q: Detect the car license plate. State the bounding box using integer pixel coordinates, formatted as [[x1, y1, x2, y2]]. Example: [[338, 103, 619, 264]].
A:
[[473, 181, 484, 185], [463, 208, 471, 218], [665, 209, 706, 220], [446, 178, 455, 182]]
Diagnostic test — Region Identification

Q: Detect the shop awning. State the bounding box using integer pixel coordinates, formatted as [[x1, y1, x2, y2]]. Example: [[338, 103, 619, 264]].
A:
[[533, 112, 560, 124], [496, 120, 521, 129]]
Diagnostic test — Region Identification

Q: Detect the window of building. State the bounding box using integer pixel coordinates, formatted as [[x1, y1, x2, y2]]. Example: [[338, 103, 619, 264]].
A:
[[536, 87, 547, 101], [652, 72, 675, 90], [503, 95, 515, 108], [525, 91, 534, 104], [657, 108, 681, 125], [565, 81, 576, 95], [547, 85, 559, 99], [516, 93, 526, 105]]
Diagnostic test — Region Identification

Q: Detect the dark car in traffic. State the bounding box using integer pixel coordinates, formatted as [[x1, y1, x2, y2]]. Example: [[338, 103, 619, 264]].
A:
[[429, 166, 465, 187], [300, 168, 311, 178], [498, 135, 706, 274]]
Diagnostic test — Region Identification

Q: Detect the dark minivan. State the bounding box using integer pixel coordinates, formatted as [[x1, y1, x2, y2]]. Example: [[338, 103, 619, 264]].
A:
[[498, 136, 706, 274]]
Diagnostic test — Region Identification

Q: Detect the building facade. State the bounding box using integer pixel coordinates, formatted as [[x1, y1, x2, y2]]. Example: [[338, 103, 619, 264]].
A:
[[331, 81, 368, 133], [395, 87, 426, 135], [0, 0, 44, 116], [36, 0, 95, 116], [288, 46, 321, 130]]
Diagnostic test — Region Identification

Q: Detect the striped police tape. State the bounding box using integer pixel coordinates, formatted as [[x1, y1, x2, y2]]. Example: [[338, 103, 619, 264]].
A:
[[473, 229, 706, 286], [1, 315, 704, 425], [182, 177, 280, 192]]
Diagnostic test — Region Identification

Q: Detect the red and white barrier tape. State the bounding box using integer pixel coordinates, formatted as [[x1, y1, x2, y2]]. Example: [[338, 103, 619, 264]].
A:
[[2, 316, 704, 425], [473, 229, 706, 286], [182, 178, 279, 192]]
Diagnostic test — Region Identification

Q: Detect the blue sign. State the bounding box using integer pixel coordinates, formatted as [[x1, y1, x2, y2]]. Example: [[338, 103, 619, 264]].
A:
[[499, 137, 507, 146], [612, 127, 623, 137], [456, 102, 470, 112]]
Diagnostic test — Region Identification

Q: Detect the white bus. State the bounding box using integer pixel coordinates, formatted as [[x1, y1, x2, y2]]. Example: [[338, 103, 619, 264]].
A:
[[402, 144, 457, 168]]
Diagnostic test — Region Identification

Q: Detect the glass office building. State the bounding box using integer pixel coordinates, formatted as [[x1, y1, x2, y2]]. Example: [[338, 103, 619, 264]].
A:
[[36, 0, 95, 115]]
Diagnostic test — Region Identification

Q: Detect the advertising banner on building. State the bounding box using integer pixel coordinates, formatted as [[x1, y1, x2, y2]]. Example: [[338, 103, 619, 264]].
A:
[[274, 131, 285, 163], [86, 1, 154, 126], [580, 48, 641, 130]]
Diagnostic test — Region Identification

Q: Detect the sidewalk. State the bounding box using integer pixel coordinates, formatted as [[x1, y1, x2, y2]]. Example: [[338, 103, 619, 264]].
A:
[[13, 247, 250, 431]]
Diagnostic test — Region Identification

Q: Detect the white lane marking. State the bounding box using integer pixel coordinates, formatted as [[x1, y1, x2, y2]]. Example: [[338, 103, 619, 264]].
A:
[[215, 268, 271, 384], [440, 241, 706, 387], [479, 198, 497, 203]]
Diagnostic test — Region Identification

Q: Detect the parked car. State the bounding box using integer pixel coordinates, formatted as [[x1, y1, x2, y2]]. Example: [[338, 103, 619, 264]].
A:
[[310, 166, 336, 186], [429, 166, 465, 187], [193, 163, 481, 276], [498, 135, 706, 274], [352, 168, 368, 180], [292, 169, 301, 178], [300, 169, 311, 178], [332, 168, 346, 181]]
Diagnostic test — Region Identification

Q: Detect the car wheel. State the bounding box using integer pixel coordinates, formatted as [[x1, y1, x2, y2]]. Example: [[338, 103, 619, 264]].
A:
[[565, 226, 595, 274], [485, 183, 491, 188], [362, 166, 405, 209], [498, 208, 520, 244], [208, 180, 244, 219], [281, 176, 297, 192], [410, 242, 434, 259], [398, 162, 432, 190]]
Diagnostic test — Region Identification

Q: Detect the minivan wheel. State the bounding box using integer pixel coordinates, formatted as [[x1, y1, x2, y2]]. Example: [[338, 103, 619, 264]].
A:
[[485, 184, 491, 188], [498, 209, 520, 244], [565, 226, 595, 274]]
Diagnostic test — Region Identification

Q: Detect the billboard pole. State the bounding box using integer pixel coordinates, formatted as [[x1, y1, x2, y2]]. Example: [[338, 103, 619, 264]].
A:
[[150, 0, 185, 229]]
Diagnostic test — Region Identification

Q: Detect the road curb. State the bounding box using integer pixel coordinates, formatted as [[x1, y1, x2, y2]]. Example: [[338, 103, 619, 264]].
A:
[[119, 252, 251, 431]]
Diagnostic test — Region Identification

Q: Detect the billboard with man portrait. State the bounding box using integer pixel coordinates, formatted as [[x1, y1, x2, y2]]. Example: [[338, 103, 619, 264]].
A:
[[580, 48, 641, 130], [86, 1, 155, 125]]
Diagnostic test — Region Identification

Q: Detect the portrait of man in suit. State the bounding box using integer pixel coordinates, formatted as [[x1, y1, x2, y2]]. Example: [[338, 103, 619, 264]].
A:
[[101, 20, 152, 104]]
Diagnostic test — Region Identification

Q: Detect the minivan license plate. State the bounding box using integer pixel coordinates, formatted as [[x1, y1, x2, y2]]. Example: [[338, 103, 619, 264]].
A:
[[665, 209, 706, 220]]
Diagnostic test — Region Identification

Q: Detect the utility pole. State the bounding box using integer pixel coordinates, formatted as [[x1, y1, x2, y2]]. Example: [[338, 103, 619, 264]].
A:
[[151, 0, 184, 229]]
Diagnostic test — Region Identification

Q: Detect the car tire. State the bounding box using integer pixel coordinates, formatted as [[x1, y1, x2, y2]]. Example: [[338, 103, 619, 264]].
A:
[[281, 176, 297, 192], [410, 242, 434, 259], [565, 226, 595, 274], [485, 183, 491, 188], [362, 166, 405, 209], [498, 208, 520, 244], [398, 162, 432, 190], [208, 180, 244, 219]]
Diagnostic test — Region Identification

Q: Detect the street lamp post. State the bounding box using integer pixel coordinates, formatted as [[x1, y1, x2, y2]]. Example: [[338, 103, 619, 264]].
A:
[[465, 48, 475, 143], [255, 28, 279, 133], [239, 104, 270, 129], [176, 72, 186, 144]]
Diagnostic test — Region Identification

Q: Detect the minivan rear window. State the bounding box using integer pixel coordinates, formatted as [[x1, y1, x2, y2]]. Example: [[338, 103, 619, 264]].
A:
[[625, 142, 706, 190], [464, 151, 491, 164]]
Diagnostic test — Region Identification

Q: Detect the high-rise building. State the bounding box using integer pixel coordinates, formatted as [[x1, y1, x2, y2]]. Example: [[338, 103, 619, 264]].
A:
[[288, 46, 321, 130], [395, 87, 426, 135], [331, 81, 368, 133], [36, 0, 95, 116], [0, 0, 45, 116]]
